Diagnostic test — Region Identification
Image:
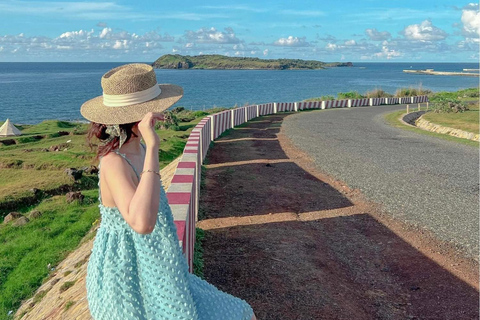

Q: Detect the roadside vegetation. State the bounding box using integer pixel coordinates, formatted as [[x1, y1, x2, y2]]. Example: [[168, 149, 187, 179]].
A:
[[304, 85, 434, 102], [383, 87, 479, 145], [0, 107, 219, 319]]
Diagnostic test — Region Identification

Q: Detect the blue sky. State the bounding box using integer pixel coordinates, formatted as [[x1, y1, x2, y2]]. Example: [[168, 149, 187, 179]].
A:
[[0, 0, 478, 62]]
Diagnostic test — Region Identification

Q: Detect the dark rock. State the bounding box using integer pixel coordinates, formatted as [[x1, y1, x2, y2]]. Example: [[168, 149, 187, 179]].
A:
[[65, 168, 83, 181], [266, 163, 273, 167], [30, 188, 42, 197], [83, 165, 99, 175], [0, 139, 16, 146], [13, 216, 29, 226], [4, 212, 22, 223], [27, 210, 43, 219], [49, 143, 69, 152], [57, 131, 69, 136], [66, 191, 84, 203], [410, 286, 421, 291]]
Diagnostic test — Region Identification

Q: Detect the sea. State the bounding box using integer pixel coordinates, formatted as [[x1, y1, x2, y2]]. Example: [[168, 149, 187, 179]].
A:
[[0, 62, 478, 124]]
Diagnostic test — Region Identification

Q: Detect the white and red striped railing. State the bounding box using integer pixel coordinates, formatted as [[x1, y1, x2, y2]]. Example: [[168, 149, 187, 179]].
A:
[[166, 95, 429, 272]]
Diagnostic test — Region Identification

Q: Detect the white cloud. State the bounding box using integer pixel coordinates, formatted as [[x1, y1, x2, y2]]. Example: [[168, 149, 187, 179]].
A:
[[374, 45, 402, 59], [365, 28, 391, 41], [401, 20, 447, 41], [263, 49, 269, 56], [326, 43, 337, 50], [461, 4, 479, 38], [113, 40, 128, 50], [344, 40, 356, 46], [59, 29, 94, 39], [273, 36, 310, 47], [184, 27, 241, 44]]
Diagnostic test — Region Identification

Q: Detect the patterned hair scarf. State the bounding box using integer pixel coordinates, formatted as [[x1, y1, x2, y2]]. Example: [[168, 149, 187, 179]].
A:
[[104, 125, 128, 149]]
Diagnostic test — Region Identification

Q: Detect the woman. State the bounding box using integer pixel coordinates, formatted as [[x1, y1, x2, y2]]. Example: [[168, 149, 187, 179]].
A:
[[81, 63, 256, 320]]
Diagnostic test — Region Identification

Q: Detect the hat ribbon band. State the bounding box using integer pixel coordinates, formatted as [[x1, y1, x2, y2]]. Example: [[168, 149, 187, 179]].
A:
[[103, 84, 161, 107]]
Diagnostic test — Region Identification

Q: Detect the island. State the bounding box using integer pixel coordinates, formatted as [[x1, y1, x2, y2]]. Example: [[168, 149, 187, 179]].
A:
[[152, 54, 353, 70]]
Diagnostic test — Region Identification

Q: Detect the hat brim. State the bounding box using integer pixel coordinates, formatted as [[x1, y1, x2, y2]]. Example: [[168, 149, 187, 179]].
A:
[[80, 84, 183, 125]]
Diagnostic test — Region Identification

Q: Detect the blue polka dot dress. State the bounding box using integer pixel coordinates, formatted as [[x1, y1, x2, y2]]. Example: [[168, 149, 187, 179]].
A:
[[86, 153, 253, 320]]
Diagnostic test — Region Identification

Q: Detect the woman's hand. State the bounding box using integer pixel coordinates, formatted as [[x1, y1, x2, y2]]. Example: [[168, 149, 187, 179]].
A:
[[137, 112, 164, 148]]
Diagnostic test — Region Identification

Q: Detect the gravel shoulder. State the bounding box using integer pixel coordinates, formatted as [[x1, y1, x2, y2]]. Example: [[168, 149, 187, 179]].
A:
[[282, 105, 479, 260]]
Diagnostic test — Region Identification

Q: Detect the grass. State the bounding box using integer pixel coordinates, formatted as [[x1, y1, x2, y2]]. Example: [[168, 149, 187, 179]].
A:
[[0, 190, 99, 319], [383, 108, 479, 147], [193, 228, 205, 279], [422, 102, 479, 134]]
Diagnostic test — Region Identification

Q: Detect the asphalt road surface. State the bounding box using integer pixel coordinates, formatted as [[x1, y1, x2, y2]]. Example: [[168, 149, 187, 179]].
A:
[[282, 105, 479, 259]]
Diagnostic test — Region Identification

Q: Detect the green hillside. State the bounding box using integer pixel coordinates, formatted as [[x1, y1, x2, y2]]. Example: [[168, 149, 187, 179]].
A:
[[152, 54, 352, 70]]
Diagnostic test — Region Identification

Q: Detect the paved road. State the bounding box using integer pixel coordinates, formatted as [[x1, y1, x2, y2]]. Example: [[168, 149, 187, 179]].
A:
[[282, 105, 479, 259]]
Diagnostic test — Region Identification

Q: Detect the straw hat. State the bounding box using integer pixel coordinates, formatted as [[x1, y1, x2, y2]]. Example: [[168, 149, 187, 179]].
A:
[[80, 63, 183, 125]]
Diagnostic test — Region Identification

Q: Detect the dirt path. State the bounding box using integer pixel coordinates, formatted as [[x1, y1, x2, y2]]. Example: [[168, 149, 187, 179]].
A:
[[197, 114, 479, 320]]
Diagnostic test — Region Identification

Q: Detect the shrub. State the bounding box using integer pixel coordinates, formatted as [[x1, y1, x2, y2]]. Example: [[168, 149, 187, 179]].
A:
[[192, 111, 209, 118], [155, 111, 179, 130], [365, 89, 393, 98], [395, 86, 432, 97], [431, 98, 469, 113], [303, 95, 335, 102], [337, 91, 365, 99]]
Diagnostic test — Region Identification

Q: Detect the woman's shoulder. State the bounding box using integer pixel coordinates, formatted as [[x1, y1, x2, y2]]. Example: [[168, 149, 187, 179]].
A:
[[100, 152, 131, 173]]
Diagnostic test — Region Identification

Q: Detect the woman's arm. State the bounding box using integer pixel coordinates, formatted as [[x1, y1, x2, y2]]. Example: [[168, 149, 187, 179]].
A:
[[103, 112, 163, 234]]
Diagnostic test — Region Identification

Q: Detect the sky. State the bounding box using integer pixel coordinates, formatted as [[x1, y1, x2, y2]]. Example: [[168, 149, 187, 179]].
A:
[[0, 0, 478, 62]]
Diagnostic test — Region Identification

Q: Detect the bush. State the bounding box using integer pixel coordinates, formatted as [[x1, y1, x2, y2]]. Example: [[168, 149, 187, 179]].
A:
[[170, 107, 185, 114], [192, 111, 209, 118], [365, 89, 393, 98], [337, 91, 365, 99], [155, 111, 179, 130], [395, 86, 432, 97], [431, 98, 469, 113], [303, 95, 335, 102]]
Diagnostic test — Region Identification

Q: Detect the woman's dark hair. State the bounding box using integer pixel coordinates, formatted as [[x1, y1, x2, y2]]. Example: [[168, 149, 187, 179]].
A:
[[87, 122, 138, 160]]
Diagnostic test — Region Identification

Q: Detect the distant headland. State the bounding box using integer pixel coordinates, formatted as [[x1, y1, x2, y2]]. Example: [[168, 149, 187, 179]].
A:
[[152, 54, 353, 70]]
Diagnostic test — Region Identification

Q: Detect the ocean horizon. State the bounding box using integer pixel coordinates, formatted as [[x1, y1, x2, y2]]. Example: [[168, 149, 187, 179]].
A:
[[0, 62, 478, 124]]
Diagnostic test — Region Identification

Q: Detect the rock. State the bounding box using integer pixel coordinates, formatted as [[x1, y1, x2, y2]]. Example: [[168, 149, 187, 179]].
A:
[[4, 212, 22, 223], [30, 188, 42, 197], [49, 143, 69, 152], [83, 165, 99, 175], [27, 210, 42, 219], [57, 131, 69, 136], [13, 216, 29, 226], [0, 139, 16, 146], [66, 191, 84, 203], [65, 168, 83, 181]]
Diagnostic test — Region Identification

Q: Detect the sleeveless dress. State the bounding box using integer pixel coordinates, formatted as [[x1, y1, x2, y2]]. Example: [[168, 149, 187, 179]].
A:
[[86, 150, 254, 320]]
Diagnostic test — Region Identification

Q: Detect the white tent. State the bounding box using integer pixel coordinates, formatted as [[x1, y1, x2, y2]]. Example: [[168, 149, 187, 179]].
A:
[[0, 119, 22, 136]]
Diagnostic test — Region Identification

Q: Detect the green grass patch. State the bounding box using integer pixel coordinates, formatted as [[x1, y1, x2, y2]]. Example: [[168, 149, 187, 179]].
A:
[[59, 280, 76, 293], [384, 109, 479, 147], [422, 103, 479, 134], [64, 300, 75, 311], [193, 228, 205, 279], [0, 190, 99, 319]]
